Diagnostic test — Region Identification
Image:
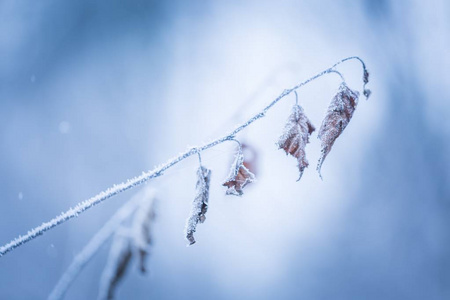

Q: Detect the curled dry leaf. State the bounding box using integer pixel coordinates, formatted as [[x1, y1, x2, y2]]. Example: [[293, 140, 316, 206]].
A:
[[185, 166, 211, 245], [132, 189, 156, 273], [222, 148, 255, 196], [277, 104, 315, 181], [98, 230, 133, 300], [317, 83, 359, 178]]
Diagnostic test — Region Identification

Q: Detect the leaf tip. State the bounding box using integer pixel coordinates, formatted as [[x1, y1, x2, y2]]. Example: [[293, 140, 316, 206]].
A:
[[186, 233, 196, 246], [316, 155, 324, 180], [296, 171, 304, 182]]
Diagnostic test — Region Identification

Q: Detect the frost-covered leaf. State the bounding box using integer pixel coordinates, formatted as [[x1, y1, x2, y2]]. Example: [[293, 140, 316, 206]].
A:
[[98, 230, 133, 300], [277, 104, 315, 181], [132, 189, 156, 273], [222, 149, 255, 196], [317, 83, 359, 177], [185, 166, 211, 245]]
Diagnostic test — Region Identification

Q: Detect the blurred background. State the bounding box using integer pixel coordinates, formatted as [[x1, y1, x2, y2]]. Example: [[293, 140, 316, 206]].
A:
[[1, 0, 449, 299]]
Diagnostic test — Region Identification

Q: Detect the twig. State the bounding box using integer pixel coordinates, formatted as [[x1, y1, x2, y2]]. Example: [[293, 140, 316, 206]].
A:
[[48, 191, 151, 300], [0, 56, 368, 257]]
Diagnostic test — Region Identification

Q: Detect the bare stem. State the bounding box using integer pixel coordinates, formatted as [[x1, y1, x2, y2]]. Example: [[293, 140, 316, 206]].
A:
[[0, 56, 369, 257]]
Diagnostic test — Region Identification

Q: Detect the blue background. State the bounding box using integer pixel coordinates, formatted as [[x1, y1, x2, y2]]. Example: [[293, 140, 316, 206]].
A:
[[1, 0, 449, 299]]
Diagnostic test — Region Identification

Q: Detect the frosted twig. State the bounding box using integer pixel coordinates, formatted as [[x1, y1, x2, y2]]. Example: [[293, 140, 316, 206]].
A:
[[48, 190, 154, 300], [0, 56, 369, 257]]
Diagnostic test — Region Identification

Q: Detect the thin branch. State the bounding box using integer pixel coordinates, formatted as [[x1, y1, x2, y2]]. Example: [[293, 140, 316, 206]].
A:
[[327, 69, 345, 82], [330, 56, 370, 98], [48, 190, 153, 300], [0, 56, 369, 257]]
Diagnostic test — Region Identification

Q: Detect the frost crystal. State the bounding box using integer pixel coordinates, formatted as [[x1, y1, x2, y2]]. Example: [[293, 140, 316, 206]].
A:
[[222, 149, 255, 196], [317, 83, 359, 177], [185, 166, 211, 245], [277, 104, 315, 181]]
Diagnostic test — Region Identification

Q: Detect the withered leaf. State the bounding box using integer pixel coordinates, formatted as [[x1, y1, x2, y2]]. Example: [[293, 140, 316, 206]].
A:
[[222, 149, 255, 196], [98, 190, 156, 300], [98, 230, 133, 300], [317, 83, 359, 177], [132, 189, 157, 273], [277, 104, 315, 181], [185, 166, 211, 245]]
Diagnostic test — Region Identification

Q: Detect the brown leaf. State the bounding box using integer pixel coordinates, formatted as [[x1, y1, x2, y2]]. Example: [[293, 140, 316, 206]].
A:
[[277, 104, 315, 181], [185, 166, 211, 245], [317, 83, 359, 178], [222, 148, 255, 196]]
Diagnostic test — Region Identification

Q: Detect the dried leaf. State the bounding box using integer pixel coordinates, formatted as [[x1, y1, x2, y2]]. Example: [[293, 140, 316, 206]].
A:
[[317, 83, 359, 177], [132, 189, 156, 273], [185, 166, 211, 245], [222, 149, 255, 196], [277, 104, 315, 181], [98, 230, 133, 300]]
